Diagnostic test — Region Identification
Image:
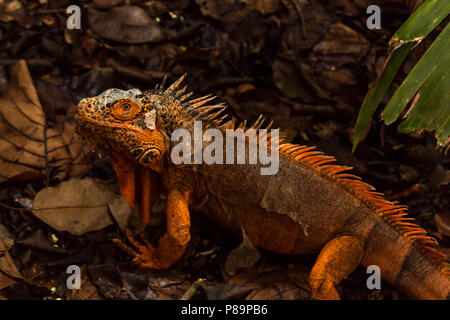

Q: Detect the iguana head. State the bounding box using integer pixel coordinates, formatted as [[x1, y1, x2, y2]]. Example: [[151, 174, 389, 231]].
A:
[[76, 75, 231, 172], [75, 75, 230, 222], [76, 87, 167, 168]]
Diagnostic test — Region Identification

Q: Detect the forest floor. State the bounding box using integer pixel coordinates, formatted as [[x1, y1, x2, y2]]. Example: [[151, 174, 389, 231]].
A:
[[0, 0, 449, 300]]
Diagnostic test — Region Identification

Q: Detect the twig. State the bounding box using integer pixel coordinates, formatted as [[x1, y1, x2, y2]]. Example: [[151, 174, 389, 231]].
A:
[[30, 9, 68, 15], [106, 59, 168, 83], [0, 201, 108, 211], [179, 278, 206, 300]]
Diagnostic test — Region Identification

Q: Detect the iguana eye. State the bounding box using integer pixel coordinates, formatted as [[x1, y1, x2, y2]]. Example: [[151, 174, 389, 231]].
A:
[[111, 100, 140, 120]]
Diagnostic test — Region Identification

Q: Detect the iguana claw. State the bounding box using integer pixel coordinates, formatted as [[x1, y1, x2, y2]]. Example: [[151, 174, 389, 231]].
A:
[[113, 229, 161, 269]]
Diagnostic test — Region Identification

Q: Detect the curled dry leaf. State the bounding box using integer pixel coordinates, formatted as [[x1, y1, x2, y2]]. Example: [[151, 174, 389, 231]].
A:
[[228, 266, 309, 300], [32, 178, 132, 235], [286, 263, 311, 292], [195, 0, 235, 20], [0, 60, 90, 184], [272, 59, 305, 99], [88, 5, 164, 44], [0, 223, 14, 250], [0, 271, 17, 290], [0, 0, 24, 24], [88, 263, 188, 300], [298, 22, 370, 98], [353, 0, 405, 9], [91, 0, 124, 10], [313, 22, 370, 58], [225, 228, 261, 275], [435, 212, 450, 238], [0, 235, 23, 281], [242, 0, 280, 15], [428, 164, 450, 190], [70, 265, 104, 300], [197, 281, 253, 300]]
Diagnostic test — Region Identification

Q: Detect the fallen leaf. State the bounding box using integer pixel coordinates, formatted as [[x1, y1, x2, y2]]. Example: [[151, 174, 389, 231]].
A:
[[398, 164, 420, 183], [313, 22, 370, 58], [225, 228, 260, 275], [70, 270, 104, 300], [88, 5, 164, 44], [17, 229, 65, 254], [108, 196, 133, 232], [242, 0, 280, 15], [327, 0, 360, 17], [194, 0, 235, 20], [286, 263, 311, 292], [283, 0, 336, 55], [32, 178, 132, 235], [198, 281, 253, 300], [87, 264, 131, 299], [0, 60, 90, 184], [435, 212, 450, 237], [228, 266, 308, 300], [91, 0, 123, 9], [0, 223, 14, 250], [88, 263, 186, 300], [117, 264, 159, 300], [0, 235, 23, 280], [428, 164, 450, 190], [272, 59, 306, 99], [0, 271, 17, 290], [147, 269, 186, 288]]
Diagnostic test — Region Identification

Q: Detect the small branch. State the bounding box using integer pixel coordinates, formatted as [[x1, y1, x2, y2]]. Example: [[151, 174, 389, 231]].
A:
[[179, 278, 206, 300]]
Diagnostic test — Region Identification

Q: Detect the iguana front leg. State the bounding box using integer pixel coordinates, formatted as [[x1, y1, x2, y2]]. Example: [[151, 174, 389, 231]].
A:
[[114, 188, 191, 270]]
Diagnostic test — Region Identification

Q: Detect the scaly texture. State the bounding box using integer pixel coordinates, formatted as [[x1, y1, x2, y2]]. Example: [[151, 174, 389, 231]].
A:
[[75, 75, 450, 300]]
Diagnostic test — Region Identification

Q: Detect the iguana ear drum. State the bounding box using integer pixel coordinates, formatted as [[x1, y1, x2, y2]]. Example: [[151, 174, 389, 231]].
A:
[[144, 110, 157, 130]]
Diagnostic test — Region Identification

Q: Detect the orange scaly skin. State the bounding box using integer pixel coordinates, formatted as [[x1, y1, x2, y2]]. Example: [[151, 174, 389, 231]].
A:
[[75, 76, 450, 300]]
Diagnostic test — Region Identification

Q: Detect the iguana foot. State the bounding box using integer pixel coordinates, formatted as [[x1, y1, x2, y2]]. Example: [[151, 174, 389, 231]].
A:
[[114, 189, 192, 270], [113, 229, 161, 269]]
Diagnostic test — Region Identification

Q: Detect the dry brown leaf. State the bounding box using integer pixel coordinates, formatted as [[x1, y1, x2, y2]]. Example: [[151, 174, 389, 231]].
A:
[[0, 223, 14, 250], [0, 271, 17, 290], [32, 178, 132, 235], [313, 22, 370, 58], [0, 234, 23, 281], [224, 228, 261, 275], [88, 5, 164, 44], [286, 263, 311, 292], [435, 212, 450, 238], [242, 0, 280, 15], [91, 0, 123, 9], [70, 265, 103, 300], [194, 0, 235, 20], [0, 60, 90, 184], [272, 59, 305, 99], [228, 266, 308, 300]]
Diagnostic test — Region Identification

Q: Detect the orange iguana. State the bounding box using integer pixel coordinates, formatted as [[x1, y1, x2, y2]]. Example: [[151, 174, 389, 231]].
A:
[[75, 75, 450, 300]]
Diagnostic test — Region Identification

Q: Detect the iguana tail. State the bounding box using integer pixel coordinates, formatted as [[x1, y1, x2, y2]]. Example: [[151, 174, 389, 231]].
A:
[[279, 143, 450, 299], [362, 219, 450, 299]]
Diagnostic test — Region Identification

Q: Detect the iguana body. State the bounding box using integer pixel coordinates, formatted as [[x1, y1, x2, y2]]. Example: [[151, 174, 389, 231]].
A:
[[75, 76, 450, 300]]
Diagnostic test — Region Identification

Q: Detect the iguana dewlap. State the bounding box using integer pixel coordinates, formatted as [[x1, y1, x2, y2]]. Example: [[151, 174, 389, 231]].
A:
[[75, 75, 450, 300]]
